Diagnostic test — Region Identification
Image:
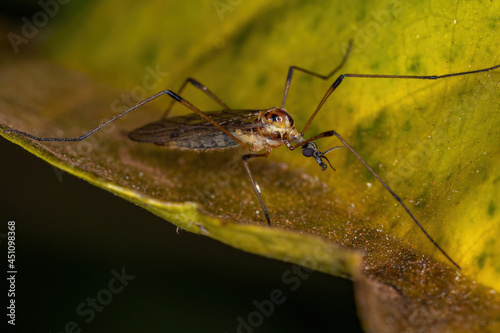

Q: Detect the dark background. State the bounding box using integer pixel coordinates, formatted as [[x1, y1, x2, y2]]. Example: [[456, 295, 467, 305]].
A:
[[1, 131, 362, 333]]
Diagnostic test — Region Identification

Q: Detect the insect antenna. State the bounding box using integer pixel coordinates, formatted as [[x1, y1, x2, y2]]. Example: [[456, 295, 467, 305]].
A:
[[282, 45, 498, 269], [281, 40, 354, 109], [301, 63, 500, 135]]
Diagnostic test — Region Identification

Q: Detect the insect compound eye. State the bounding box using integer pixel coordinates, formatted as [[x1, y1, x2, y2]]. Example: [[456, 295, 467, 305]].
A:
[[302, 142, 317, 157], [265, 112, 283, 123], [264, 109, 294, 127], [271, 114, 282, 122]]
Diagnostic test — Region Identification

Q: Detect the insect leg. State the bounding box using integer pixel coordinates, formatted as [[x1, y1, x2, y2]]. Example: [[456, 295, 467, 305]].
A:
[[281, 40, 353, 109], [301, 63, 500, 135], [163, 78, 231, 119], [3, 90, 177, 141], [4, 90, 252, 150], [290, 130, 461, 270], [242, 152, 271, 224]]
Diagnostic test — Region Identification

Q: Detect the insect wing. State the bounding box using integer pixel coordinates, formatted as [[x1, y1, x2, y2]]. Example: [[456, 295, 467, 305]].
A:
[[128, 109, 264, 150]]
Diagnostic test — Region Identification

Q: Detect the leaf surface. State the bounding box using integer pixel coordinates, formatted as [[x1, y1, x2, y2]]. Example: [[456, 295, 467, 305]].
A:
[[1, 1, 500, 331]]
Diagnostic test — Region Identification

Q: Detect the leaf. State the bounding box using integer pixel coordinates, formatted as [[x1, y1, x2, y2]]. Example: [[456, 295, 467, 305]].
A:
[[2, 1, 500, 332]]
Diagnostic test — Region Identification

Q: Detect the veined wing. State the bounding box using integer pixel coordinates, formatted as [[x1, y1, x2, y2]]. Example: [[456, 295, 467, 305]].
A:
[[128, 109, 265, 150]]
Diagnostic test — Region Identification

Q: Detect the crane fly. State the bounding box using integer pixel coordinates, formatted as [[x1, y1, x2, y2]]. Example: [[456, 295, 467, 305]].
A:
[[4, 41, 500, 271]]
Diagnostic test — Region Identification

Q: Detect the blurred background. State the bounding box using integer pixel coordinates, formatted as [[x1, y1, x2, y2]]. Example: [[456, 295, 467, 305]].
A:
[[0, 137, 361, 332]]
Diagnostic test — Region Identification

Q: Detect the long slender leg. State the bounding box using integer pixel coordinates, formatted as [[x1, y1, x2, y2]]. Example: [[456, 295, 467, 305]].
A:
[[3, 90, 252, 150], [281, 40, 353, 109], [163, 78, 231, 119], [301, 63, 500, 135], [287, 130, 461, 270], [242, 152, 271, 224]]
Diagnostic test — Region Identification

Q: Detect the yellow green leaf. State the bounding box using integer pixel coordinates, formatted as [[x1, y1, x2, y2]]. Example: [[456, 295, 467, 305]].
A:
[[1, 1, 500, 331]]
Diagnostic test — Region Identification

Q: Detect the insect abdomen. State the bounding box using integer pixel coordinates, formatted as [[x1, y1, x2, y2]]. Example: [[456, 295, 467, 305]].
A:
[[167, 132, 239, 150]]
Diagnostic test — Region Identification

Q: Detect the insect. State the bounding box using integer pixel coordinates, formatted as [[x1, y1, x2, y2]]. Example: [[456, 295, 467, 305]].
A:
[[4, 42, 499, 271]]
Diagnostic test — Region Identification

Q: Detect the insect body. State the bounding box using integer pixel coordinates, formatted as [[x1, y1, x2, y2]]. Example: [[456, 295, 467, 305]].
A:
[[127, 106, 339, 221], [128, 108, 300, 152], [4, 42, 500, 271]]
